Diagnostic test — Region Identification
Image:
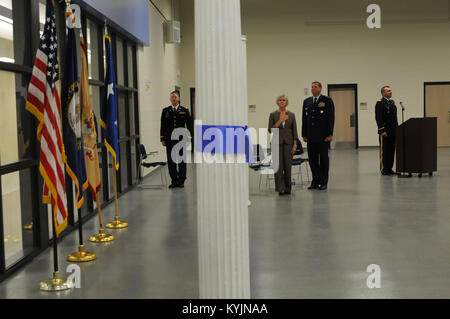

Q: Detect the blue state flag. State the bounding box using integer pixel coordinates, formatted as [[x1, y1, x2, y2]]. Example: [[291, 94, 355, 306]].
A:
[[61, 27, 88, 208], [100, 34, 119, 170]]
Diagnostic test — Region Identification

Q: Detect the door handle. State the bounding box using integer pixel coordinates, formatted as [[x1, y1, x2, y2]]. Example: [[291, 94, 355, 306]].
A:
[[350, 113, 355, 127]]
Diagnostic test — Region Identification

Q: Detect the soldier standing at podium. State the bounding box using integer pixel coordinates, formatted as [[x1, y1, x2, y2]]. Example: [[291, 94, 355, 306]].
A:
[[375, 86, 399, 175]]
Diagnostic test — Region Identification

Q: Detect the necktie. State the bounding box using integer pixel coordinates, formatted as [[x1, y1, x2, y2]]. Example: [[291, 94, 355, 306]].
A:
[[313, 97, 317, 106]]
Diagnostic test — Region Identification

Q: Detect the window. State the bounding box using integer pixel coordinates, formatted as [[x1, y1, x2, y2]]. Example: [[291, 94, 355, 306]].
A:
[[0, 0, 38, 273], [1, 169, 35, 268]]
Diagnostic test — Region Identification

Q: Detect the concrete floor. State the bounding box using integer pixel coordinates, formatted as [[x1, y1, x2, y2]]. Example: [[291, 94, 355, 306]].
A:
[[0, 148, 449, 298]]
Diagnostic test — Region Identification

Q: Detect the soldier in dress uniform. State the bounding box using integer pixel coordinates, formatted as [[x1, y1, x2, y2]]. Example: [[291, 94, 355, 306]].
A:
[[160, 91, 193, 188], [375, 86, 398, 175], [302, 81, 335, 190]]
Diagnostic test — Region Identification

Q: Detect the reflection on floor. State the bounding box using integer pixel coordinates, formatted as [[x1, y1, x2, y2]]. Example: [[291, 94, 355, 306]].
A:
[[0, 148, 449, 298]]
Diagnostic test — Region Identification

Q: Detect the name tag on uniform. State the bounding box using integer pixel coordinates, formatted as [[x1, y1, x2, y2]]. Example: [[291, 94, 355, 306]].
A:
[[179, 112, 185, 114], [318, 102, 325, 107]]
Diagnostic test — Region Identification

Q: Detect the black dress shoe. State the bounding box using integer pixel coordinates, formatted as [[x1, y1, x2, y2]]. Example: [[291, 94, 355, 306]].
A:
[[169, 183, 177, 188], [177, 182, 184, 188], [285, 190, 291, 195], [278, 192, 285, 196], [318, 185, 327, 190], [381, 171, 392, 176], [307, 184, 318, 190]]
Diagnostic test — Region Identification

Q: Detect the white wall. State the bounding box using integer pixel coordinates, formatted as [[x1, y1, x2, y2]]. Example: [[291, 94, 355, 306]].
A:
[[180, 0, 450, 147], [137, 0, 181, 175]]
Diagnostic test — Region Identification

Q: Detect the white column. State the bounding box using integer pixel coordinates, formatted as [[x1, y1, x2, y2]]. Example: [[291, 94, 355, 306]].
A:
[[195, 0, 250, 298]]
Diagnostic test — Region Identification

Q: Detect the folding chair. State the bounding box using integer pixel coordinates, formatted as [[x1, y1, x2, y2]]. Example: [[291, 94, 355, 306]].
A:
[[137, 144, 168, 189], [248, 144, 274, 191], [291, 139, 310, 186]]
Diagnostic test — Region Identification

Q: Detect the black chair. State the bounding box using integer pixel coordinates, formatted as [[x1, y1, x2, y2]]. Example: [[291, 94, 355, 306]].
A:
[[249, 144, 274, 190], [291, 139, 310, 185], [137, 144, 167, 188]]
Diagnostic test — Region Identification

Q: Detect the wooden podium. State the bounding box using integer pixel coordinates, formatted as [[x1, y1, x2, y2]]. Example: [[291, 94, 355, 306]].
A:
[[396, 117, 437, 177]]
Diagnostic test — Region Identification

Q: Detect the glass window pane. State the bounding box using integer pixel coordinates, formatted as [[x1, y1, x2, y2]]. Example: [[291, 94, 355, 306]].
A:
[[116, 37, 124, 86], [1, 168, 36, 268], [96, 146, 105, 204], [38, 1, 44, 30], [129, 93, 135, 136], [10, 0, 30, 66], [72, 183, 89, 222], [0, 71, 33, 165], [90, 85, 101, 128], [0, 0, 14, 62], [120, 142, 128, 190], [131, 139, 137, 184], [87, 19, 99, 80], [108, 153, 115, 198], [134, 92, 139, 135], [127, 44, 133, 88], [118, 91, 127, 138], [74, 28, 82, 79], [80, 193, 90, 218]]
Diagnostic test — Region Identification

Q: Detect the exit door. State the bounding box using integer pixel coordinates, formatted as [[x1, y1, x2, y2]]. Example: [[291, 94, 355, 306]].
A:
[[328, 84, 358, 149], [425, 82, 450, 147]]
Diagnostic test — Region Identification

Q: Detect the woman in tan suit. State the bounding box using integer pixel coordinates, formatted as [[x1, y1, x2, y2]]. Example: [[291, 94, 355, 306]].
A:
[[268, 94, 299, 195]]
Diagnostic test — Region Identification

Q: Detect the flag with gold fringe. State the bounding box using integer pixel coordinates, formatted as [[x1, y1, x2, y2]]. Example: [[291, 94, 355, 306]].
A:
[[80, 35, 101, 198], [61, 26, 88, 208], [100, 34, 119, 171], [25, 0, 68, 237]]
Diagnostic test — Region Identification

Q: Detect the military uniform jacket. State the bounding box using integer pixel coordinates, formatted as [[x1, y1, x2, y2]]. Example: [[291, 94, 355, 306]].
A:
[[302, 95, 335, 143], [160, 105, 193, 143], [268, 110, 299, 145], [375, 98, 398, 135]]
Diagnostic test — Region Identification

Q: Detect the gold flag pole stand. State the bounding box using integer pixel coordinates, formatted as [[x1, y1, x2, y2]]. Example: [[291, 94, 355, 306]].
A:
[[40, 271, 73, 291], [24, 222, 33, 230], [40, 203, 74, 291], [67, 208, 97, 262], [106, 164, 128, 229], [89, 192, 115, 242]]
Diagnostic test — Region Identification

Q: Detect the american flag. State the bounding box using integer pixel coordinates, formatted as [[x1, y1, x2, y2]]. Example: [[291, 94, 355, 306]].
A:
[[26, 0, 67, 237]]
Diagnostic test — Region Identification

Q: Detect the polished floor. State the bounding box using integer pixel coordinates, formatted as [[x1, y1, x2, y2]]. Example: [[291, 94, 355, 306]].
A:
[[0, 148, 449, 298]]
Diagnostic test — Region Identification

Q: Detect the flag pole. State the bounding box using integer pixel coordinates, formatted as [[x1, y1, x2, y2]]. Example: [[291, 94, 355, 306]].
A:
[[103, 17, 127, 229], [63, 0, 96, 262], [89, 192, 114, 242], [67, 206, 97, 261], [40, 200, 74, 291], [106, 156, 128, 229]]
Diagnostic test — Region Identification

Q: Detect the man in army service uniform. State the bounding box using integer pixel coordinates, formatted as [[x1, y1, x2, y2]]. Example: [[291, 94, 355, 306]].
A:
[[375, 86, 398, 175], [160, 91, 193, 188], [302, 81, 335, 190]]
